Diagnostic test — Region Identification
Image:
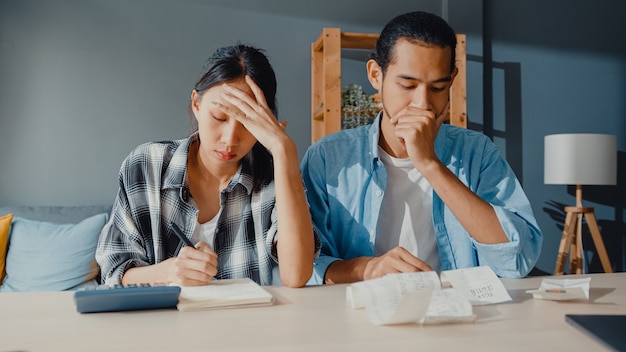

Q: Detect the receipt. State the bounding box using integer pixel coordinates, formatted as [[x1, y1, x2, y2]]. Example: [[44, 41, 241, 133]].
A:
[[526, 277, 591, 301], [440, 266, 512, 305], [346, 268, 507, 325]]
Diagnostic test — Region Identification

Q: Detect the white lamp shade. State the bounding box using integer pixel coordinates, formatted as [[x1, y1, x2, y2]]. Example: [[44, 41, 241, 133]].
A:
[[544, 133, 617, 185]]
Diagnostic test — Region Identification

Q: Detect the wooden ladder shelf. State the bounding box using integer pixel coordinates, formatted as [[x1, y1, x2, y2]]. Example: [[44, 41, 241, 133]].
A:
[[311, 27, 467, 143]]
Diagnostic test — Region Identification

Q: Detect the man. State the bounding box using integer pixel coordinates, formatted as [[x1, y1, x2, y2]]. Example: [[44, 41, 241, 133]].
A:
[[301, 11, 543, 285]]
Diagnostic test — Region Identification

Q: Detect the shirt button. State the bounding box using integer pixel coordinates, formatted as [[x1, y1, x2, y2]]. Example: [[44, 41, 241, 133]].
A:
[[376, 190, 383, 196]]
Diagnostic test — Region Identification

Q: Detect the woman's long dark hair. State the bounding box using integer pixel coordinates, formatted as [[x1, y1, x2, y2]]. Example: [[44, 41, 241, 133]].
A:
[[190, 44, 277, 191]]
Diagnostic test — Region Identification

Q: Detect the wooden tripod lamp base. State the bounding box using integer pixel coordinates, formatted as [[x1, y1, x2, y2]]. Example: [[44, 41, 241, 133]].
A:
[[554, 205, 613, 275], [544, 134, 617, 275]]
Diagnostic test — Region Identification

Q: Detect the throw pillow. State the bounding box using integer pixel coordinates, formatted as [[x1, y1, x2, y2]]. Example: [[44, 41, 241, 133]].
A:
[[0, 213, 108, 292], [0, 213, 14, 283]]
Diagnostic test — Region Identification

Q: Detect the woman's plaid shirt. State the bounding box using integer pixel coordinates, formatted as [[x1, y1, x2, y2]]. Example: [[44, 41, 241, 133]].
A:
[[96, 135, 283, 286]]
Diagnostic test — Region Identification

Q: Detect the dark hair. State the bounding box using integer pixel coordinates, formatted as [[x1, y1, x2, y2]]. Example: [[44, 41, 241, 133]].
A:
[[370, 11, 457, 75], [190, 44, 278, 191]]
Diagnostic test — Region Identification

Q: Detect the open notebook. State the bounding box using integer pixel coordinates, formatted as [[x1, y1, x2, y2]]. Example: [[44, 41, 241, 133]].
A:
[[565, 314, 626, 351], [174, 278, 274, 312]]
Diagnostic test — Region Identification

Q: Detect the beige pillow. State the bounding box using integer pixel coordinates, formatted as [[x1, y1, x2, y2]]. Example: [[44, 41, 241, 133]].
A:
[[0, 213, 14, 283]]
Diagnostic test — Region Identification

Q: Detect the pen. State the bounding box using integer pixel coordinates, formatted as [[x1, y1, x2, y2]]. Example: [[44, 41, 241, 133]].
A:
[[172, 223, 194, 247]]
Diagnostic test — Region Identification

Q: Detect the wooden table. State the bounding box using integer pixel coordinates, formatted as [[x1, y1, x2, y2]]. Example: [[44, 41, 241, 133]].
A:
[[1, 273, 625, 351]]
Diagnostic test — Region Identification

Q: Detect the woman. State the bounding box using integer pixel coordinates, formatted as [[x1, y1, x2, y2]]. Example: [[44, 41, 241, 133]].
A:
[[96, 44, 318, 288]]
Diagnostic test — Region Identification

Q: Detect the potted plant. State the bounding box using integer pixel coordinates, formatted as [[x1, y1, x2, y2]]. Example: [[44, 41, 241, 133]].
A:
[[341, 84, 381, 129]]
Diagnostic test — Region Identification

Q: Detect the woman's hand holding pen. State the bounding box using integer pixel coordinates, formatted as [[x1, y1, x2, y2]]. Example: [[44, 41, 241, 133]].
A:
[[168, 242, 218, 286]]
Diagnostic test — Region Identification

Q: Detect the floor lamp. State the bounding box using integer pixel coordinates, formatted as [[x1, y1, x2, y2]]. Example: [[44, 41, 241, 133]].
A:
[[544, 133, 616, 275]]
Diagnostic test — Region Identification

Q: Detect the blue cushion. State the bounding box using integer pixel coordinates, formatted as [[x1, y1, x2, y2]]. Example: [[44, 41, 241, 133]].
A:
[[0, 213, 108, 292]]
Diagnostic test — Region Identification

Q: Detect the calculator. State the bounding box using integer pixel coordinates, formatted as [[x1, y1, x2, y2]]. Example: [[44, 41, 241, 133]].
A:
[[74, 283, 181, 313]]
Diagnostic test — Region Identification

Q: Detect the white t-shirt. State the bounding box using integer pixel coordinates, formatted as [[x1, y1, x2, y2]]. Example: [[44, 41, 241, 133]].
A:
[[375, 147, 441, 272], [192, 215, 218, 247]]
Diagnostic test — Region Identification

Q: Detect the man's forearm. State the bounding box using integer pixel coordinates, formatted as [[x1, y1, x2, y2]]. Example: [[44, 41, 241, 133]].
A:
[[324, 257, 371, 284], [422, 161, 508, 244]]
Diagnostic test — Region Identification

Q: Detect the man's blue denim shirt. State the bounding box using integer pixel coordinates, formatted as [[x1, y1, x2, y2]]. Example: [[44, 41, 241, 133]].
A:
[[301, 115, 543, 285]]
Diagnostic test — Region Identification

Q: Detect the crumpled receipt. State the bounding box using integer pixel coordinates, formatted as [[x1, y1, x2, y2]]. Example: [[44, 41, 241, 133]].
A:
[[346, 266, 511, 325], [526, 277, 591, 301]]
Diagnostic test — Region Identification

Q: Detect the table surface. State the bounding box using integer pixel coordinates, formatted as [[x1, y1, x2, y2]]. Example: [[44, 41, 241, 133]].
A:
[[1, 273, 625, 352]]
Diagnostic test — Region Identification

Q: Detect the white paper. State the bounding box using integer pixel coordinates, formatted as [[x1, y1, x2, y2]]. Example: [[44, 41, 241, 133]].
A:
[[526, 277, 591, 301], [386, 271, 443, 291], [365, 288, 433, 326], [178, 280, 272, 301], [421, 289, 476, 324], [439, 266, 512, 305], [346, 271, 440, 309], [347, 269, 485, 325], [174, 278, 274, 311]]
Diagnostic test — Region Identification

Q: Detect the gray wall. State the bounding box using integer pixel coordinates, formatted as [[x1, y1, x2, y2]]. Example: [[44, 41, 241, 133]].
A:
[[483, 1, 626, 274], [1, 0, 624, 274]]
